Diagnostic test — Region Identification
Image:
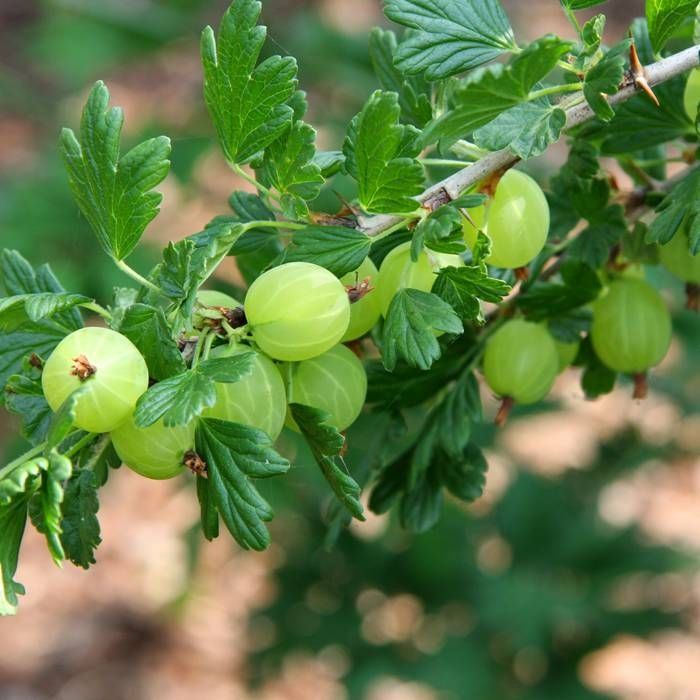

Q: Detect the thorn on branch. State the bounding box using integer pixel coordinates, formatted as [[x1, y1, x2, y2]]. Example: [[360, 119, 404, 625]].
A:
[[629, 40, 660, 107], [494, 397, 514, 427], [632, 372, 648, 400]]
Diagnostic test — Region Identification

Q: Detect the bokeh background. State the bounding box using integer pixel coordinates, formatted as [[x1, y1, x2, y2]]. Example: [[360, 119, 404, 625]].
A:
[[1, 1, 699, 698]]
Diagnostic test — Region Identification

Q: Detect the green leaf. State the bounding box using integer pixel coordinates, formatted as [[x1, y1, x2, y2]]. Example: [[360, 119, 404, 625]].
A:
[[28, 452, 72, 565], [569, 206, 627, 267], [581, 19, 693, 153], [368, 27, 432, 127], [646, 168, 700, 252], [118, 304, 186, 381], [0, 251, 82, 399], [577, 337, 617, 398], [46, 388, 86, 451], [195, 418, 289, 551], [412, 207, 466, 257], [280, 227, 371, 277], [383, 0, 517, 80], [201, 0, 297, 165], [312, 151, 346, 177], [60, 81, 171, 260], [432, 265, 511, 322], [134, 353, 255, 428], [473, 99, 566, 159], [256, 120, 324, 204], [344, 90, 423, 214], [646, 0, 698, 52], [60, 469, 101, 569], [0, 293, 89, 332], [0, 495, 29, 616], [517, 260, 602, 320], [381, 289, 463, 371], [289, 403, 364, 520], [196, 474, 219, 541], [440, 443, 488, 501], [423, 35, 572, 145], [583, 40, 631, 122], [5, 365, 52, 446], [152, 222, 245, 318], [0, 457, 46, 505], [561, 0, 608, 9]]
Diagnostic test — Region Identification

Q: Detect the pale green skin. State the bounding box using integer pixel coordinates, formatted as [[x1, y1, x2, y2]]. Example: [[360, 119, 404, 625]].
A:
[[483, 319, 558, 404], [111, 415, 195, 480], [202, 344, 287, 440], [462, 170, 549, 269], [375, 241, 463, 316], [196, 289, 240, 307], [684, 68, 700, 121], [340, 257, 382, 341], [554, 339, 580, 372], [591, 279, 671, 373], [284, 344, 367, 432], [659, 230, 700, 284], [41, 327, 149, 433], [245, 262, 350, 361]]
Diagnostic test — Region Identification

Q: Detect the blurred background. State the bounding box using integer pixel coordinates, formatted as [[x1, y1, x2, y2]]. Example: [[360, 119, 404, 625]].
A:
[[1, 1, 699, 698]]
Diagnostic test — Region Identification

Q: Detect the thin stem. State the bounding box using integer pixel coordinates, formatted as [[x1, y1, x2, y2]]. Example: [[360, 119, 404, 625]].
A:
[[231, 163, 281, 203], [80, 301, 112, 321], [420, 158, 474, 168], [65, 432, 98, 458], [0, 442, 47, 479], [527, 82, 583, 101], [191, 332, 208, 368], [114, 258, 161, 294], [242, 219, 307, 233], [202, 331, 216, 361], [557, 59, 581, 75], [562, 4, 582, 39]]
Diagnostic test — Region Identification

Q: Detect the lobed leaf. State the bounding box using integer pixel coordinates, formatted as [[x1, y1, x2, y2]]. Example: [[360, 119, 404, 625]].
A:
[[60, 469, 101, 569], [201, 0, 297, 165], [60, 81, 171, 260], [381, 289, 463, 371], [383, 0, 517, 80], [290, 403, 364, 520], [195, 418, 289, 551], [344, 91, 424, 214]]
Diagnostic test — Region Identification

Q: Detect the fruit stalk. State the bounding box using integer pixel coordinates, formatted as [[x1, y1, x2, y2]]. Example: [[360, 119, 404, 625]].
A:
[[358, 45, 700, 238]]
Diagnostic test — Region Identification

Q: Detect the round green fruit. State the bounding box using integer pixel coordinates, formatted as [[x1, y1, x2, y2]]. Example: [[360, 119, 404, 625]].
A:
[[659, 230, 700, 284], [375, 241, 462, 316], [483, 319, 558, 404], [245, 262, 350, 361], [340, 257, 382, 341], [591, 278, 671, 373], [284, 344, 367, 432], [684, 68, 700, 121], [463, 170, 549, 269], [111, 415, 195, 480], [196, 289, 241, 308], [41, 327, 149, 433], [554, 338, 580, 372], [202, 344, 287, 440]]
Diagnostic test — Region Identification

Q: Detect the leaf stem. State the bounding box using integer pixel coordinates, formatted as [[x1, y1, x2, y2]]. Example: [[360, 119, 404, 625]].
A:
[[527, 82, 583, 101], [242, 220, 307, 233], [64, 432, 98, 458], [231, 163, 281, 203], [202, 331, 216, 361], [80, 301, 112, 321], [420, 158, 474, 168], [562, 4, 582, 39], [0, 442, 47, 480], [113, 259, 161, 294]]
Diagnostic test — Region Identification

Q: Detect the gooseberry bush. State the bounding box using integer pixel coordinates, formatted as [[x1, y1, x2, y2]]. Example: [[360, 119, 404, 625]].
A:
[[0, 0, 698, 615]]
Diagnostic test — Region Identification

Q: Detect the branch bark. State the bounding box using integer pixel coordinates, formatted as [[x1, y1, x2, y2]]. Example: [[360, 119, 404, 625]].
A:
[[358, 44, 700, 238]]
